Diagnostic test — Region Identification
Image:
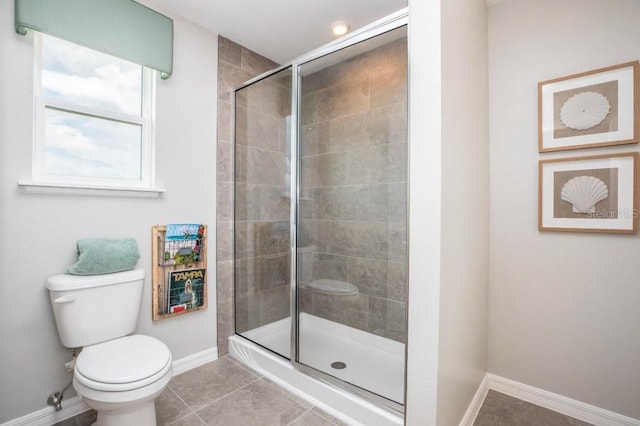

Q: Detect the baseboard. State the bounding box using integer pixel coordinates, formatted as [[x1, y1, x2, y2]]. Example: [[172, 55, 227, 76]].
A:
[[459, 374, 490, 426], [172, 346, 219, 376], [0, 396, 90, 426], [486, 374, 640, 426], [0, 346, 218, 426]]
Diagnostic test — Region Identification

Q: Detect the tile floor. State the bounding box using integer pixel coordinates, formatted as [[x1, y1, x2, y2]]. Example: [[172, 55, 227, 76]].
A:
[[54, 356, 348, 426], [473, 390, 592, 426], [55, 356, 591, 426]]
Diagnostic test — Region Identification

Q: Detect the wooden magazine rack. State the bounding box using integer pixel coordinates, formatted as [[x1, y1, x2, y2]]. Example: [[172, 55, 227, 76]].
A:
[[151, 225, 208, 321]]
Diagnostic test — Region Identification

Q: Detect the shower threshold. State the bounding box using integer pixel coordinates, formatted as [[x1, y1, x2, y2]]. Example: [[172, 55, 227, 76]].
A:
[[230, 313, 404, 426]]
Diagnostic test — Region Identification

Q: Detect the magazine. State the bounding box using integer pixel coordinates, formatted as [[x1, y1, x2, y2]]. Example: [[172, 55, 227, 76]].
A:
[[162, 223, 204, 266], [167, 268, 206, 314]]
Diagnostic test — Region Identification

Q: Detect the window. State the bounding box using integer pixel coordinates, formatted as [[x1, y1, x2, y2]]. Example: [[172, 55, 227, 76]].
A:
[[32, 33, 155, 190]]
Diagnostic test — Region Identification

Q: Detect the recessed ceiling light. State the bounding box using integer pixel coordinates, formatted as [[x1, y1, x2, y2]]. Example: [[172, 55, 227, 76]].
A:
[[331, 22, 349, 36]]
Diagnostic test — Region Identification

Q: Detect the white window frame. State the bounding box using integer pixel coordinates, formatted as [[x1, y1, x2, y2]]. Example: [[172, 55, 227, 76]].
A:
[[22, 32, 161, 196]]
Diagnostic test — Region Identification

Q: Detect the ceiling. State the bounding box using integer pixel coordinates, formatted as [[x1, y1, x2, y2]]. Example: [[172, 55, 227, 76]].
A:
[[146, 0, 408, 64]]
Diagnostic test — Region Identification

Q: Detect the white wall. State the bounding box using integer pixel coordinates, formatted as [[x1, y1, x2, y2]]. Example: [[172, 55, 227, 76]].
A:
[[437, 0, 489, 424], [489, 0, 640, 420], [405, 0, 442, 423], [405, 0, 489, 424], [0, 1, 218, 422]]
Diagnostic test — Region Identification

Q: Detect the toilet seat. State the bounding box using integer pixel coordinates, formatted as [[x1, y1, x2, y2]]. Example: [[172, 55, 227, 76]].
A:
[[75, 335, 172, 392]]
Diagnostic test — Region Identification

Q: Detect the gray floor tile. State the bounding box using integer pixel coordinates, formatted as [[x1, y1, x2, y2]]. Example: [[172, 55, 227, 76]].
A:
[[309, 407, 352, 426], [52, 417, 79, 426], [52, 409, 96, 426], [474, 390, 593, 426], [57, 359, 596, 426], [262, 376, 313, 410], [196, 378, 308, 426], [75, 410, 97, 426], [168, 356, 260, 410], [165, 413, 207, 426], [289, 409, 341, 426], [156, 386, 194, 425]]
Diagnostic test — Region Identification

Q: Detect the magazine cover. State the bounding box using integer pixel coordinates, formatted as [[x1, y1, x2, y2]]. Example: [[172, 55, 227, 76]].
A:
[[163, 223, 204, 266], [167, 268, 206, 314]]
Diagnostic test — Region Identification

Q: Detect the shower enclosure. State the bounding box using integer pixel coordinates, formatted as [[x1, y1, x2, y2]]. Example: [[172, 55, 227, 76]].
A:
[[233, 12, 407, 415]]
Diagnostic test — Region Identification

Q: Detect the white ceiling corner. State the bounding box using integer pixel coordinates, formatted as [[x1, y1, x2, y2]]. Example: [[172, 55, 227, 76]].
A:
[[145, 0, 407, 64]]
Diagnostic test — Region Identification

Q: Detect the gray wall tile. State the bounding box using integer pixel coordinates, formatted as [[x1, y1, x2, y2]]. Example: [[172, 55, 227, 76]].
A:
[[297, 36, 408, 338], [217, 36, 284, 355], [312, 253, 348, 281], [218, 34, 408, 350], [218, 36, 241, 67]]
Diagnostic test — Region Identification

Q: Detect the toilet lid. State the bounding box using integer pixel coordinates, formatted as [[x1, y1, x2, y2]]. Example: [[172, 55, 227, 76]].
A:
[[75, 335, 172, 391]]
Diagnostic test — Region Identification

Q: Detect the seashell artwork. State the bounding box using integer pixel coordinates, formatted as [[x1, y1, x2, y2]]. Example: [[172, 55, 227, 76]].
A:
[[560, 91, 611, 130], [560, 175, 609, 214]]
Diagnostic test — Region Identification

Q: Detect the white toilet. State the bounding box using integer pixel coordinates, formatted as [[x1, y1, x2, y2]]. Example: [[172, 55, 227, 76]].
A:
[[46, 269, 172, 426]]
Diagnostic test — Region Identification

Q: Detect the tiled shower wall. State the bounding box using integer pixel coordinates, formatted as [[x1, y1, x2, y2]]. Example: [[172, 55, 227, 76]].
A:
[[216, 36, 278, 355], [217, 35, 408, 354], [298, 37, 408, 342], [234, 69, 293, 334]]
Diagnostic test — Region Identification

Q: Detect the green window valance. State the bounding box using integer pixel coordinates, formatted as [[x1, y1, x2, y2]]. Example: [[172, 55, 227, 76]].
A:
[[15, 0, 173, 79]]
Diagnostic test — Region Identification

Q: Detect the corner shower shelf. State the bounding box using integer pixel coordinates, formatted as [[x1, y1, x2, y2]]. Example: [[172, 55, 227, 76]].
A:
[[305, 279, 359, 296]]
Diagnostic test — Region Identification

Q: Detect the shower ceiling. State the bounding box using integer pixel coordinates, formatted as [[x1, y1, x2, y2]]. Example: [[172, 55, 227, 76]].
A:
[[145, 0, 407, 63]]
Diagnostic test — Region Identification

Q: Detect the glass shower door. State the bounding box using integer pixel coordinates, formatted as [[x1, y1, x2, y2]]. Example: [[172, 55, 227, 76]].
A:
[[295, 26, 408, 406], [234, 66, 293, 359]]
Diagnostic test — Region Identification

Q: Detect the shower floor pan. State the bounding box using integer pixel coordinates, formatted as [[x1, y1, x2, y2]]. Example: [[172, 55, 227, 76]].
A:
[[229, 313, 404, 426]]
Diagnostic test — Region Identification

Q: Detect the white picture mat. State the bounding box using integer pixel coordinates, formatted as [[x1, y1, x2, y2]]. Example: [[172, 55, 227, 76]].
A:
[[541, 66, 635, 150], [540, 156, 636, 230]]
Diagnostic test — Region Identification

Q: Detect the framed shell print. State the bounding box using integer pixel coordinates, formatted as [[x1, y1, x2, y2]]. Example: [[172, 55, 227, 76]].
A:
[[538, 61, 639, 152], [539, 152, 639, 233]]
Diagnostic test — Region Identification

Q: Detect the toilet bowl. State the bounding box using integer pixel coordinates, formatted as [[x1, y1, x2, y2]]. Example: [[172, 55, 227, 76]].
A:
[[73, 335, 172, 425], [46, 269, 172, 426]]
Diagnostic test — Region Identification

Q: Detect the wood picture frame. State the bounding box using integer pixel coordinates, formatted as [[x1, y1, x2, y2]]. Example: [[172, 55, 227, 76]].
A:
[[538, 61, 639, 152], [539, 152, 639, 233]]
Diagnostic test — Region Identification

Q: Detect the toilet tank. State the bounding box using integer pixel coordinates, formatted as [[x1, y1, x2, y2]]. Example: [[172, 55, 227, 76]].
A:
[[46, 269, 145, 348]]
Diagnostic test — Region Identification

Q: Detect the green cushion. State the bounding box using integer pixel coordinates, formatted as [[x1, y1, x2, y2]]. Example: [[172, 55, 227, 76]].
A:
[[67, 238, 140, 275]]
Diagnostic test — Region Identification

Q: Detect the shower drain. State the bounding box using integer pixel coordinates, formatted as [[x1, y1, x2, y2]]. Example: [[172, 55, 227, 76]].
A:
[[330, 361, 347, 370]]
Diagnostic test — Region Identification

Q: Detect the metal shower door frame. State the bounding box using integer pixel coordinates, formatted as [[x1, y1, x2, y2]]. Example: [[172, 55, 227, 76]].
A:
[[233, 7, 409, 415], [289, 9, 408, 415]]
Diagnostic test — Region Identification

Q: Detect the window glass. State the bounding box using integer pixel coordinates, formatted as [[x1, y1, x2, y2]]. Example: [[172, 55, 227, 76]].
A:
[[41, 34, 142, 116], [44, 108, 142, 180], [34, 33, 152, 187]]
